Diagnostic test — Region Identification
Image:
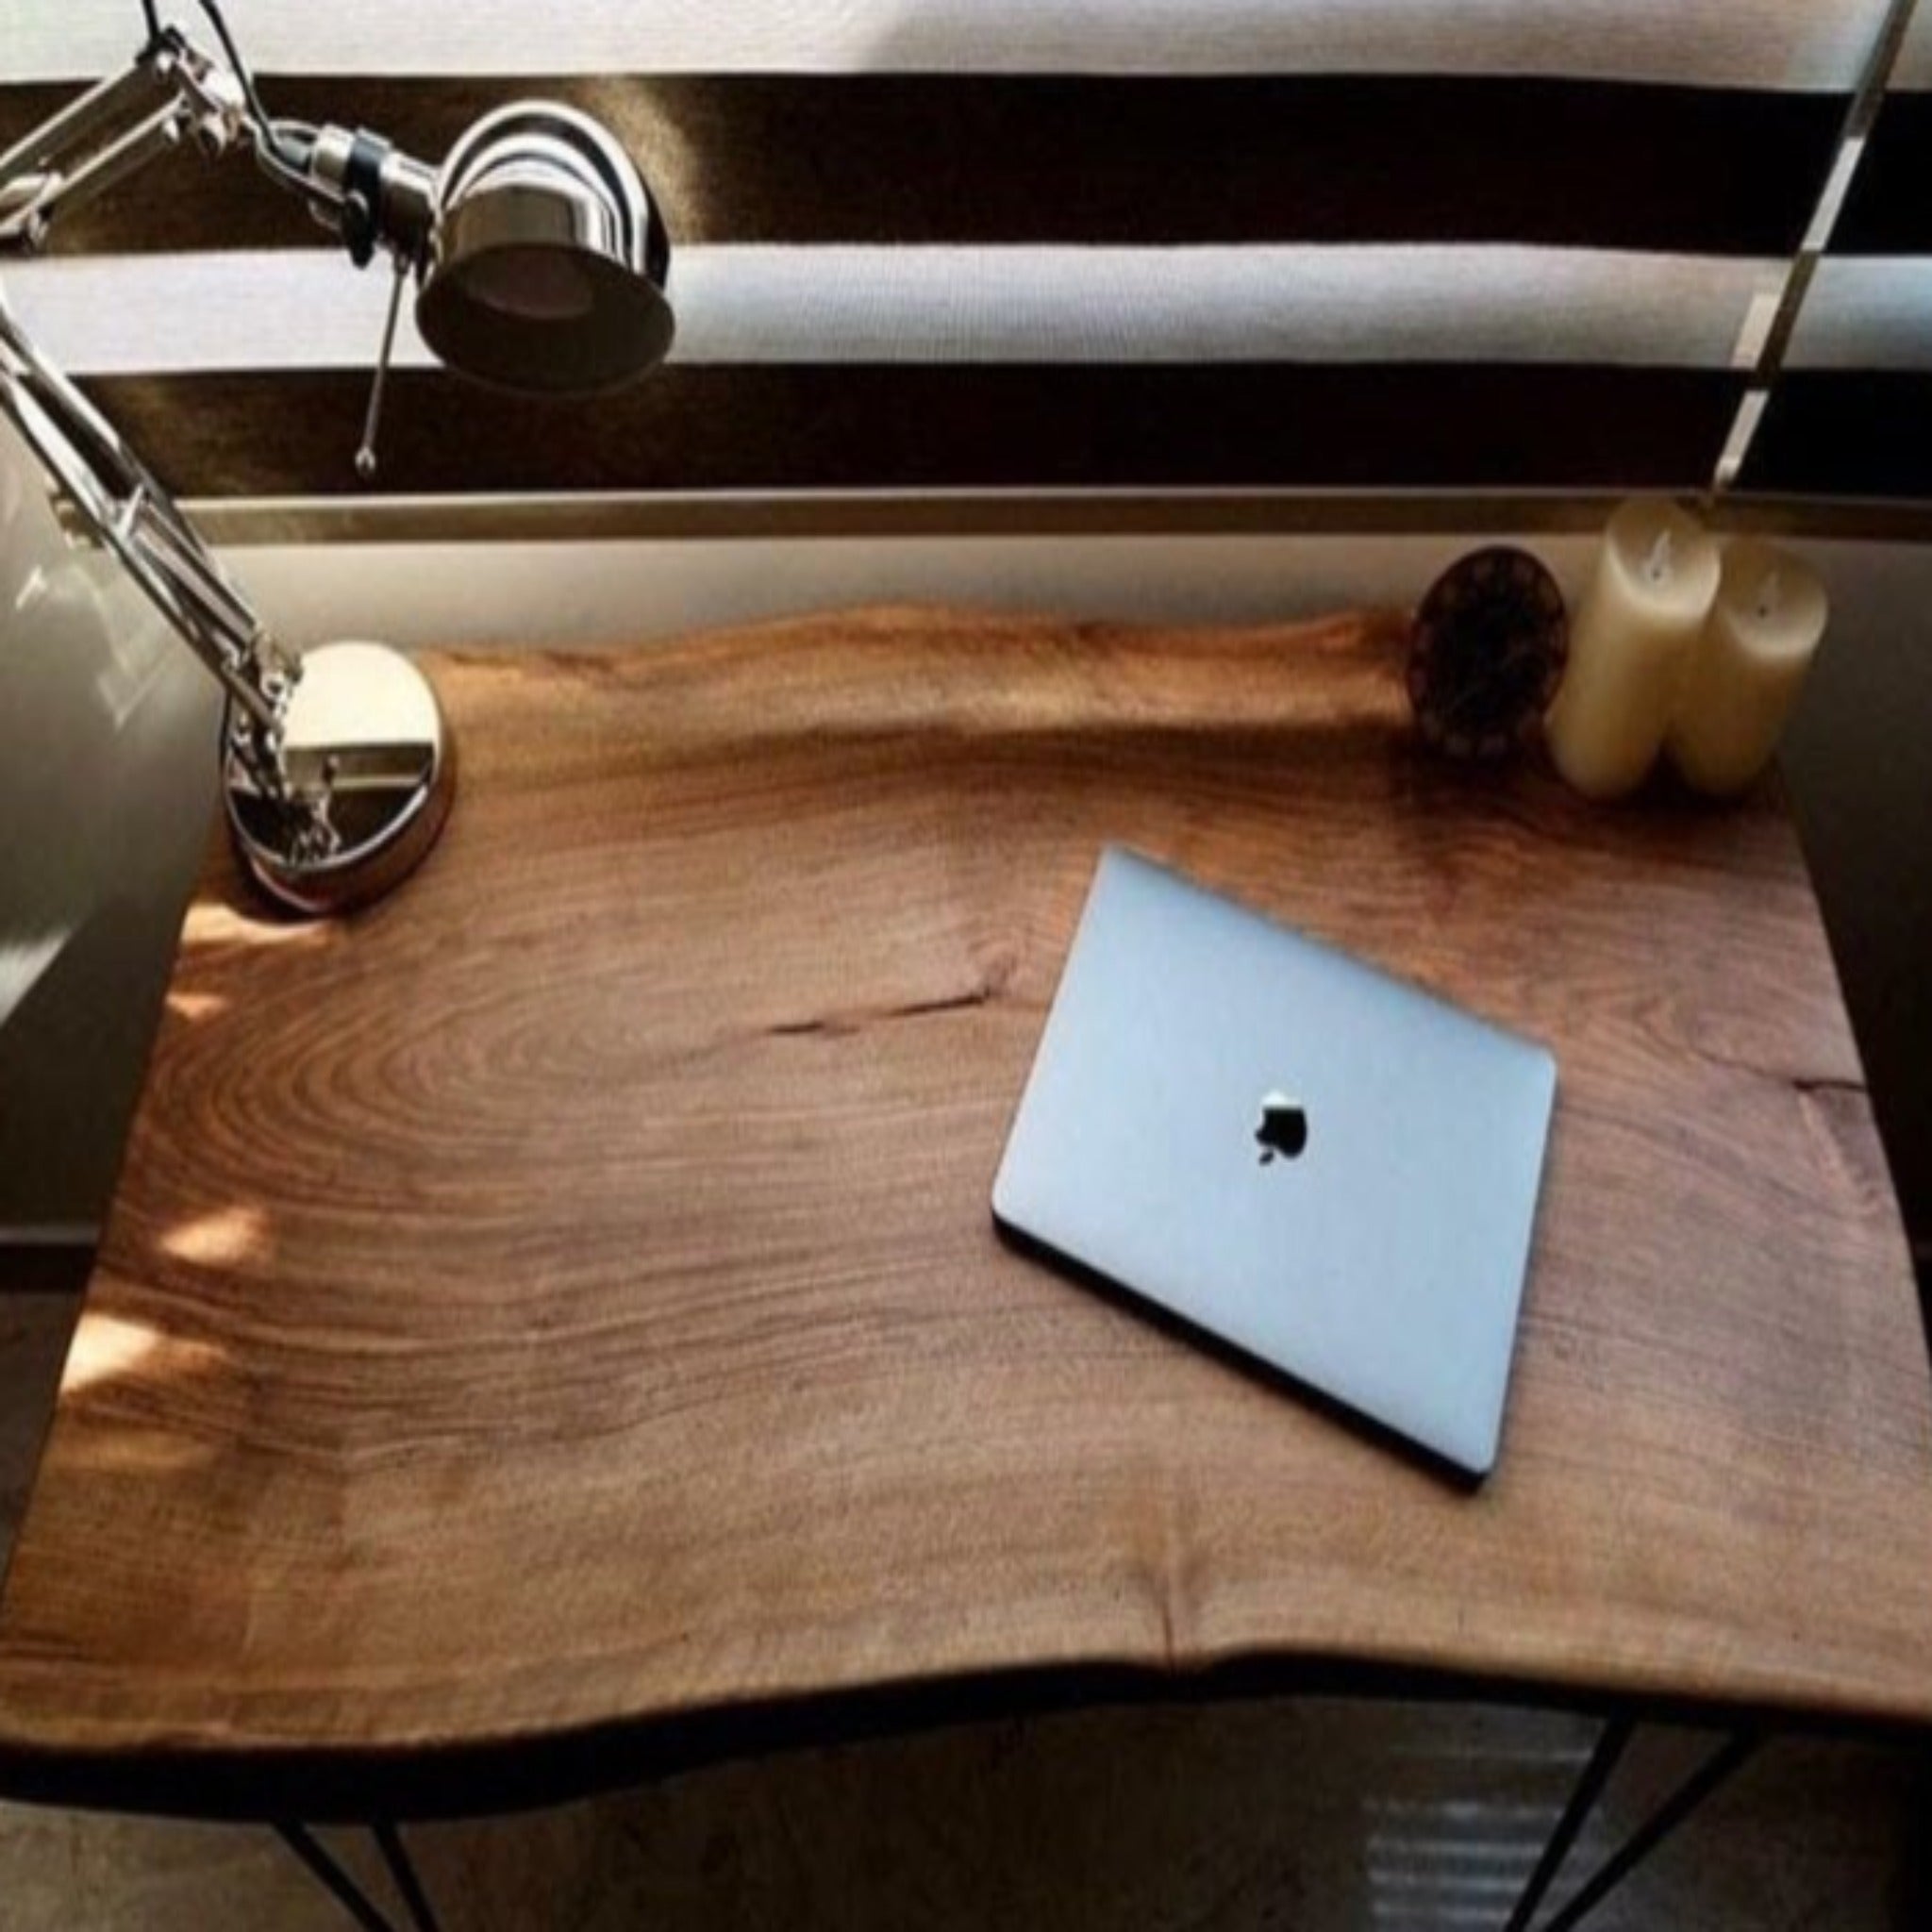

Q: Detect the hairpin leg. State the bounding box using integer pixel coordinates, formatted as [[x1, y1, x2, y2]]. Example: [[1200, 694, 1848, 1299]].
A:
[[275, 1821, 443, 1932], [1502, 1724, 1761, 1932], [275, 1824, 398, 1932], [1502, 1716, 1635, 1932], [1535, 1730, 1760, 1932], [373, 1821, 444, 1932]]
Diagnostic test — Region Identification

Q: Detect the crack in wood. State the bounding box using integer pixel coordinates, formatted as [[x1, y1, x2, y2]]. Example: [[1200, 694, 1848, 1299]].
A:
[[1790, 1073, 1869, 1100], [769, 981, 1005, 1041]]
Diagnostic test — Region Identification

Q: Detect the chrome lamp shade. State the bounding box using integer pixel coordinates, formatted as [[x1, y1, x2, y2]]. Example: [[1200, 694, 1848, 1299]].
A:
[[417, 104, 674, 396]]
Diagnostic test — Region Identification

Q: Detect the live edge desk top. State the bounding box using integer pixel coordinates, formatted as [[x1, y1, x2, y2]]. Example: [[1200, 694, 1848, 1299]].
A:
[[2, 607, 1929, 1822]]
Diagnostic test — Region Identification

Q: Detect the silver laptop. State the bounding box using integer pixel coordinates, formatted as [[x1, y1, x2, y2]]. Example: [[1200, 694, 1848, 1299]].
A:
[[992, 848, 1557, 1477]]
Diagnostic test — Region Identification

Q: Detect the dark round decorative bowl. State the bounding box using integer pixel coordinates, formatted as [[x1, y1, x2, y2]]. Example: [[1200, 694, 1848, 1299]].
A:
[[1407, 546, 1569, 759]]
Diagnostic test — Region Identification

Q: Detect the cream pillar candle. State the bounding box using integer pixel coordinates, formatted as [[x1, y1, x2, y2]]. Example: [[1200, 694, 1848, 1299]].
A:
[[1667, 540, 1827, 797], [1545, 498, 1722, 801]]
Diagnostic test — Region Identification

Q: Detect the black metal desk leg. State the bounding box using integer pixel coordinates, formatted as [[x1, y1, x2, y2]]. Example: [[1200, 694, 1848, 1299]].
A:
[[1536, 1730, 1760, 1932], [374, 1821, 444, 1932], [1503, 1717, 1636, 1932], [275, 1822, 444, 1932], [275, 1824, 399, 1932]]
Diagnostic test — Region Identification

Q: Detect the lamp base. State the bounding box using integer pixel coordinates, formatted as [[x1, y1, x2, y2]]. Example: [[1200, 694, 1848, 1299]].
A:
[[225, 641, 455, 917]]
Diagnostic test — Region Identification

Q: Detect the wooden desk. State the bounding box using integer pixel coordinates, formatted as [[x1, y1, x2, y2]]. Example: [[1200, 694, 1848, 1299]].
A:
[[2, 607, 1928, 1821]]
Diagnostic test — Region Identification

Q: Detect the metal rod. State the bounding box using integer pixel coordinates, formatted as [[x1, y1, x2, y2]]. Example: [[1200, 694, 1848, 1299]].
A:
[[372, 1823, 444, 1932], [1709, 0, 1921, 492], [0, 58, 171, 187], [136, 494, 261, 634], [274, 1824, 401, 1932], [0, 291, 291, 733], [357, 258, 408, 481], [1501, 1717, 1635, 1932], [1537, 1731, 1762, 1932], [0, 101, 187, 250]]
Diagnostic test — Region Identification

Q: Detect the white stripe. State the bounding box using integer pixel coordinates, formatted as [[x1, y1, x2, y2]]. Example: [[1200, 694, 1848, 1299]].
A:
[[1791, 257, 1932, 369], [0, 246, 1787, 375], [2, 0, 1900, 90]]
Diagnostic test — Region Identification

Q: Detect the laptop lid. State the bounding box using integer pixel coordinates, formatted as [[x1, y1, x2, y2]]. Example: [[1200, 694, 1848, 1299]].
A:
[[992, 847, 1557, 1476]]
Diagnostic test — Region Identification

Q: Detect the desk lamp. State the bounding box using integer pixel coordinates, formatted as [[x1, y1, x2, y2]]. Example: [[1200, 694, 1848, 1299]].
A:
[[0, 2, 675, 913]]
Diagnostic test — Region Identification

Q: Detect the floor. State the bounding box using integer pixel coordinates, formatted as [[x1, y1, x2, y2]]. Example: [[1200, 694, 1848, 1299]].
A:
[[2, 1275, 1926, 1932]]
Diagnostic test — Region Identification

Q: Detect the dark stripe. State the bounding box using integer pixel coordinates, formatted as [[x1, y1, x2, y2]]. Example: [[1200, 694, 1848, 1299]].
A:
[[0, 1247, 92, 1296], [84, 364, 1740, 498], [0, 75, 1839, 257], [1742, 373, 1932, 496], [1831, 94, 1932, 254]]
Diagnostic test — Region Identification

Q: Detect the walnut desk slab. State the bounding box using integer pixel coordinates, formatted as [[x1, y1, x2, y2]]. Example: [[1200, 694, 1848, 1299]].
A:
[[1, 607, 1926, 1839]]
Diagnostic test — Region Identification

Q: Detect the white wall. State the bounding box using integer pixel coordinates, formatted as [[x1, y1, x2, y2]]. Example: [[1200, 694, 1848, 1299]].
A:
[[237, 529, 1594, 649], [0, 428, 219, 1236]]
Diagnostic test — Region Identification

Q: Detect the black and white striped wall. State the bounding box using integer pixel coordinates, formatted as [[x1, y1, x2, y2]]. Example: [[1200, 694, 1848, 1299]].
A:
[[6, 0, 1932, 509]]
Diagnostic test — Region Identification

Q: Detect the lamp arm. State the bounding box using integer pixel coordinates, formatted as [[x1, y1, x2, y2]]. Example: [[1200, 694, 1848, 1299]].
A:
[[0, 27, 358, 819], [0, 32, 257, 253], [0, 7, 662, 913], [0, 288, 297, 799], [1, 266, 453, 908]]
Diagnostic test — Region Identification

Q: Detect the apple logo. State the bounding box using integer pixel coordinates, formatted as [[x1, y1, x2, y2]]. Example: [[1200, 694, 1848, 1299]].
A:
[[1255, 1091, 1308, 1164]]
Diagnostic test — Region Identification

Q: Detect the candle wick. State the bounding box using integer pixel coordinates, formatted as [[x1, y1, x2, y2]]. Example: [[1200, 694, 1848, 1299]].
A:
[[1643, 529, 1674, 584], [1756, 570, 1781, 623]]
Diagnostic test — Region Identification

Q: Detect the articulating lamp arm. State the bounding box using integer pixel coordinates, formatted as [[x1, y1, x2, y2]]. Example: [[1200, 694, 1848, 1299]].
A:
[[0, 31, 245, 251], [0, 19, 437, 847], [0, 3, 668, 914], [0, 28, 314, 805], [0, 13, 456, 916], [0, 290, 293, 743], [0, 18, 427, 262]]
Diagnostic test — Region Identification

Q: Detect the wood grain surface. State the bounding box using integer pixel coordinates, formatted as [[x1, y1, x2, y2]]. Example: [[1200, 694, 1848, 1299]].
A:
[[1, 607, 1927, 1815]]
